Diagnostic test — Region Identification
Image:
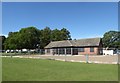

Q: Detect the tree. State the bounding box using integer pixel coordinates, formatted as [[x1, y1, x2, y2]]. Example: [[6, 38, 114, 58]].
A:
[[19, 26, 40, 49], [51, 29, 61, 41], [39, 27, 51, 48], [60, 28, 71, 40], [4, 26, 72, 50], [0, 36, 6, 50], [4, 32, 19, 50], [51, 28, 71, 41], [39, 27, 72, 48], [102, 30, 120, 49], [4, 27, 40, 50]]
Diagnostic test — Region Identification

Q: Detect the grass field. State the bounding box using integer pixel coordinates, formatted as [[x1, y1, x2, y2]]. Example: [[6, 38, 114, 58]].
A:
[[2, 57, 118, 81]]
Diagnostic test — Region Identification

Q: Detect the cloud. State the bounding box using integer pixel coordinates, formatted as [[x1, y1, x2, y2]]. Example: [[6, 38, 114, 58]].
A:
[[0, 34, 8, 38]]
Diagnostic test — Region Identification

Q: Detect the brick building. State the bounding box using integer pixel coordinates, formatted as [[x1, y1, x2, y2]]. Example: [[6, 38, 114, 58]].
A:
[[44, 37, 103, 55]]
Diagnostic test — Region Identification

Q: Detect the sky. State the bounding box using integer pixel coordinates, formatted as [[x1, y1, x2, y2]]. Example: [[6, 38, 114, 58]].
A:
[[2, 2, 118, 39]]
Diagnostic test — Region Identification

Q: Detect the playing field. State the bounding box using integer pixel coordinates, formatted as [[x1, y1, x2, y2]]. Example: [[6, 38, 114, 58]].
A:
[[2, 57, 118, 81]]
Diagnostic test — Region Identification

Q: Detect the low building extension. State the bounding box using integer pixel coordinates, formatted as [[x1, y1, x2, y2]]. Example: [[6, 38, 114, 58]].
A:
[[44, 37, 103, 55]]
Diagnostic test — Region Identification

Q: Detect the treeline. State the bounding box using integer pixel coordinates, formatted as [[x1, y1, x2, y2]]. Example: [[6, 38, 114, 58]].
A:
[[1, 27, 120, 51], [2, 26, 71, 50]]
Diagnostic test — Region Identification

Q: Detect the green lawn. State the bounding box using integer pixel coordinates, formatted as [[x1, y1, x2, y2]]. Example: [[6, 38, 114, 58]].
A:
[[2, 57, 118, 81]]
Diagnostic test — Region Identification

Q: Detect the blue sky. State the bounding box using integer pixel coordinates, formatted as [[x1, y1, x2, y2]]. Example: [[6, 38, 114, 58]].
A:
[[2, 2, 118, 39]]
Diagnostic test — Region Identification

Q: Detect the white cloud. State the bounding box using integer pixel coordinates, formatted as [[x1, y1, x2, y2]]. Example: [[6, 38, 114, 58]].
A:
[[0, 34, 8, 38]]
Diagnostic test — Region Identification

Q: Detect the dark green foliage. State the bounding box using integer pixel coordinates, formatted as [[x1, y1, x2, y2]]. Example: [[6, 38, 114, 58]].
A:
[[51, 28, 61, 41], [4, 32, 19, 50], [60, 28, 71, 40], [51, 28, 71, 41], [19, 27, 40, 49], [102, 31, 120, 49], [3, 26, 71, 49], [39, 27, 51, 48], [0, 36, 6, 50], [4, 27, 40, 50]]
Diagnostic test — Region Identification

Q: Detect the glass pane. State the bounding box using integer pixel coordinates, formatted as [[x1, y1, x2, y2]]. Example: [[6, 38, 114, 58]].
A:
[[90, 47, 94, 52]]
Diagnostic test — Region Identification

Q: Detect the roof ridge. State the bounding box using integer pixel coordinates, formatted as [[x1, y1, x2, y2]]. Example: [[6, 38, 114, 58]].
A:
[[51, 40, 67, 43]]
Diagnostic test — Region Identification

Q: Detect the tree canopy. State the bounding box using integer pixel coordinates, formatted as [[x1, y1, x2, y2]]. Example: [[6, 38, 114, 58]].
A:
[[3, 27, 120, 50], [102, 30, 120, 49], [3, 26, 71, 50]]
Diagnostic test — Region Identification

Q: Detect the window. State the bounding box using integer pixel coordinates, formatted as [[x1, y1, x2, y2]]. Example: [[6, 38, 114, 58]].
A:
[[46, 49, 50, 53], [59, 48, 65, 54], [52, 49, 56, 54], [56, 49, 58, 54], [66, 48, 71, 54], [90, 47, 94, 52], [78, 48, 84, 52]]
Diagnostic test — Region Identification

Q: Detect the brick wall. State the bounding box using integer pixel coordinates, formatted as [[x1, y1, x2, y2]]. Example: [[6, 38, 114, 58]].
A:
[[78, 47, 99, 55]]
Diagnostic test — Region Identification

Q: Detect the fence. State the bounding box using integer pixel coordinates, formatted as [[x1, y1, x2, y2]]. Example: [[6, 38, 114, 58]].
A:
[[1, 49, 45, 56], [5, 54, 119, 64]]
